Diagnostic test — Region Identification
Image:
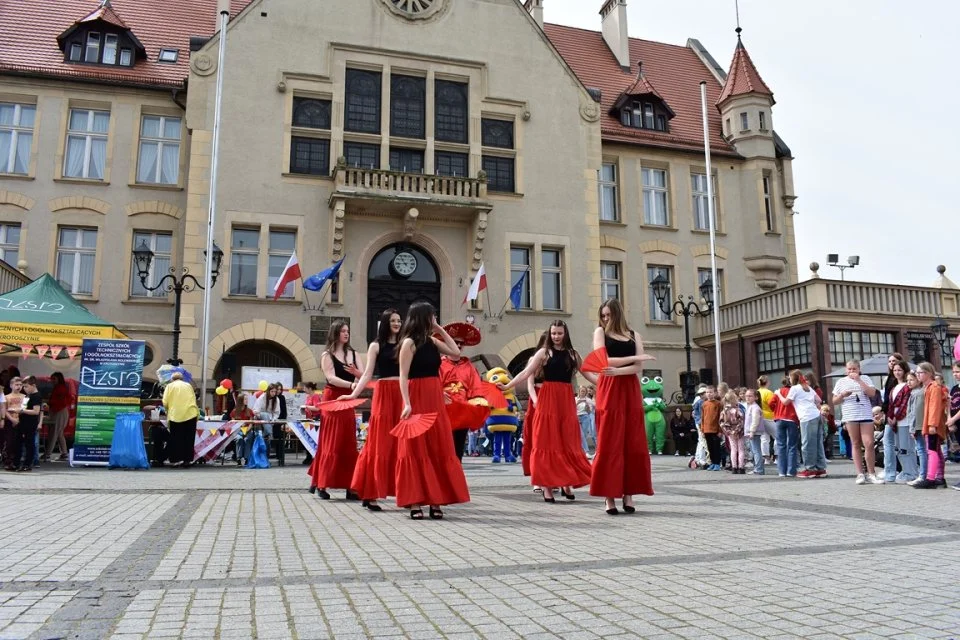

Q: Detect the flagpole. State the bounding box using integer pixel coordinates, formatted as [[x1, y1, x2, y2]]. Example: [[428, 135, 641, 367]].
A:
[[200, 7, 230, 412], [700, 81, 722, 384]]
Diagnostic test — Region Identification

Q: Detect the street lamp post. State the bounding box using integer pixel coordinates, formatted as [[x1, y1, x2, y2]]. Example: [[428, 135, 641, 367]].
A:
[[133, 241, 223, 366], [930, 316, 951, 362], [650, 275, 716, 402]]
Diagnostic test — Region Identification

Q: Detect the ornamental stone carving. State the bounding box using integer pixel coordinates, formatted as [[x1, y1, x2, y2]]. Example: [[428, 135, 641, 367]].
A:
[[191, 53, 216, 76], [379, 0, 448, 21], [580, 100, 600, 123]]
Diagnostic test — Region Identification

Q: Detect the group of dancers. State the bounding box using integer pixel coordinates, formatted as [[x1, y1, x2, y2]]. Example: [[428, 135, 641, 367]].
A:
[[305, 298, 655, 518]]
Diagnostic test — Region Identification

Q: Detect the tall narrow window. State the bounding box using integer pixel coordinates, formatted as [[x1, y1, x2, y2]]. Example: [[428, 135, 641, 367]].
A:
[[119, 48, 132, 66], [103, 34, 118, 65], [509, 246, 531, 309], [648, 265, 672, 322], [69, 43, 82, 61], [390, 75, 425, 139], [85, 33, 101, 63], [64, 108, 109, 179], [542, 249, 562, 311], [130, 231, 172, 297], [481, 156, 515, 192], [759, 111, 767, 130], [344, 69, 381, 134], [691, 173, 717, 231], [291, 97, 331, 176], [642, 167, 669, 226], [599, 163, 619, 222], [137, 115, 181, 184], [343, 142, 380, 169], [740, 112, 749, 131], [435, 80, 468, 143], [229, 228, 259, 296], [763, 175, 774, 231], [267, 230, 296, 299], [643, 103, 654, 129], [601, 261, 621, 300], [0, 103, 36, 175], [0, 224, 20, 267], [56, 227, 97, 295]]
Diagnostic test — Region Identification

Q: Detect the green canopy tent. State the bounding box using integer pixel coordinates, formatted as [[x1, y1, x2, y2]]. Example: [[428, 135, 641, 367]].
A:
[[0, 273, 126, 353]]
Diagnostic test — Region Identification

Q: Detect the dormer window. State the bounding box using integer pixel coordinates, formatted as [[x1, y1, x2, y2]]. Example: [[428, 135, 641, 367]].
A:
[[69, 43, 82, 61], [158, 48, 179, 63], [103, 34, 118, 64], [619, 100, 669, 132], [58, 4, 146, 69], [119, 49, 132, 66], [85, 33, 100, 63]]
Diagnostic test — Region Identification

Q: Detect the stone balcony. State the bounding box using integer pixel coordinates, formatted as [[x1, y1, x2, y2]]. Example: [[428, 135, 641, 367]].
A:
[[696, 274, 960, 338]]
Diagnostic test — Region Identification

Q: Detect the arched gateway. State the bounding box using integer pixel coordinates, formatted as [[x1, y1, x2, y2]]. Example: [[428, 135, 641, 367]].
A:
[[366, 243, 441, 342]]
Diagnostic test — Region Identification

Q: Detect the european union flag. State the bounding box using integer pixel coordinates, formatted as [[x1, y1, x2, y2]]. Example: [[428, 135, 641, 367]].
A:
[[509, 270, 528, 311], [303, 258, 344, 292]]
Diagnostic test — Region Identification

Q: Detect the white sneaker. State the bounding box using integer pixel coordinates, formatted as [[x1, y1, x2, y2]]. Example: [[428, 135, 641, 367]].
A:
[[867, 474, 885, 485], [855, 474, 866, 485], [907, 478, 921, 486]]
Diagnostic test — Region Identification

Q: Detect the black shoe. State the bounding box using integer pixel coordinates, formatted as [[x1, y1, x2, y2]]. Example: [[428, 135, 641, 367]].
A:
[[428, 507, 444, 520], [410, 508, 424, 520], [606, 507, 619, 515], [560, 487, 576, 501], [309, 486, 316, 495], [366, 502, 383, 512], [913, 479, 937, 489], [345, 490, 360, 501], [621, 498, 635, 514], [543, 495, 556, 504], [316, 489, 331, 500], [938, 478, 948, 489]]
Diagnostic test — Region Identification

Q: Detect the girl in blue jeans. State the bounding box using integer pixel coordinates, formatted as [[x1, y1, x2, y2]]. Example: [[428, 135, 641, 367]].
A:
[[744, 389, 764, 474]]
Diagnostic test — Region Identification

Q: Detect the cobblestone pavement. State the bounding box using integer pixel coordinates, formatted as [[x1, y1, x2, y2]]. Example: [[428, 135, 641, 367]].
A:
[[1, 456, 958, 639]]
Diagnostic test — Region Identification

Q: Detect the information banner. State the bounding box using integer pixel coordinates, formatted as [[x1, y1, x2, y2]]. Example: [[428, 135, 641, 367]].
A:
[[73, 338, 145, 465]]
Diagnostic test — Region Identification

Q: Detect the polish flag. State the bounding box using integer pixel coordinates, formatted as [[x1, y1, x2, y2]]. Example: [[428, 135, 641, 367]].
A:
[[462, 263, 487, 305], [273, 252, 301, 300]]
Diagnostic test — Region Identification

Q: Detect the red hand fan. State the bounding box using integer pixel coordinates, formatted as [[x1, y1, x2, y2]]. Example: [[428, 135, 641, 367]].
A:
[[477, 382, 508, 409], [446, 400, 491, 431], [581, 348, 608, 374], [318, 397, 365, 413], [390, 413, 438, 439]]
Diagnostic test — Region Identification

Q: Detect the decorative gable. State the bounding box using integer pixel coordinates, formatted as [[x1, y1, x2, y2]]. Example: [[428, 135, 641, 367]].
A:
[[609, 63, 675, 133]]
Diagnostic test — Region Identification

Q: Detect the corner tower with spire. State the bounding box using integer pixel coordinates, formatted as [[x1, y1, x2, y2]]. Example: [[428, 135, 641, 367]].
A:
[[716, 28, 776, 159]]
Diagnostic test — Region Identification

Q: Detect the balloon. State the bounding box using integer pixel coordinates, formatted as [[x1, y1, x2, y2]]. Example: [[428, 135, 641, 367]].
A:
[[220, 379, 233, 390], [215, 386, 228, 396], [258, 380, 269, 391], [255, 390, 264, 398]]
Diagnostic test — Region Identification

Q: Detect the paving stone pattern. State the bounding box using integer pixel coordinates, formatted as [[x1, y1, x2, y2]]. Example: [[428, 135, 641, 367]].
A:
[[0, 458, 957, 639]]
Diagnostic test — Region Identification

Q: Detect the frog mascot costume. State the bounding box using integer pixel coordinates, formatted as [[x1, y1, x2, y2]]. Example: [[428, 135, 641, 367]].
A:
[[484, 368, 519, 463], [642, 375, 668, 455]]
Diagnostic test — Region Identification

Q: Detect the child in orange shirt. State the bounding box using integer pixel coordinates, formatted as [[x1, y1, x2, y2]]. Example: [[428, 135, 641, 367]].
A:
[[701, 386, 723, 471], [914, 362, 948, 489]]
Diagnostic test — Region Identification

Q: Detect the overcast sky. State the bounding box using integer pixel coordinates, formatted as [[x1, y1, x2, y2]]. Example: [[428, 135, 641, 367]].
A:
[[544, 0, 957, 288]]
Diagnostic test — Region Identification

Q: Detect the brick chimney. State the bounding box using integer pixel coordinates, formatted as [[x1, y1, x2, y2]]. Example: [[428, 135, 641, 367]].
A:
[[524, 0, 544, 28], [600, 0, 630, 70]]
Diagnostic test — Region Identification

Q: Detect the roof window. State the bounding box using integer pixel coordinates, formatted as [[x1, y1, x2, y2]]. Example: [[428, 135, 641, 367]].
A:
[[158, 48, 179, 63]]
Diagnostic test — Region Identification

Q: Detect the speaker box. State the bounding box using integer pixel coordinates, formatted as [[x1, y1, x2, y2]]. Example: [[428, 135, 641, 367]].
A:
[[699, 367, 714, 386], [220, 352, 237, 374], [679, 371, 700, 390]]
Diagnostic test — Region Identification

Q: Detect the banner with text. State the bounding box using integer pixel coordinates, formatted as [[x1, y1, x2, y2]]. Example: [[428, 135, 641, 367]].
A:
[[73, 338, 145, 465]]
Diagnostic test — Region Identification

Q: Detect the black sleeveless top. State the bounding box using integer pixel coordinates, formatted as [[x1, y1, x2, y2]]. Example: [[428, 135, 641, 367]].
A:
[[375, 342, 400, 378], [542, 349, 574, 383], [605, 333, 636, 358], [331, 351, 356, 383], [409, 339, 440, 379]]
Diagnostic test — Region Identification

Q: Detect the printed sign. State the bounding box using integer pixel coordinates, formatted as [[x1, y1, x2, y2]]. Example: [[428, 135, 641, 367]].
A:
[[73, 339, 145, 465]]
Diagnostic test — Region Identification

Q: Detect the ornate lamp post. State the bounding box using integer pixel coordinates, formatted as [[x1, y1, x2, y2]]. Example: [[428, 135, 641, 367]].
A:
[[133, 241, 223, 366], [930, 316, 951, 362], [650, 275, 716, 402]]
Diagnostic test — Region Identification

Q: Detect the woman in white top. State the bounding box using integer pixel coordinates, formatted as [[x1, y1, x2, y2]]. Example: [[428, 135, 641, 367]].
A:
[[784, 369, 825, 478], [831, 360, 880, 485]]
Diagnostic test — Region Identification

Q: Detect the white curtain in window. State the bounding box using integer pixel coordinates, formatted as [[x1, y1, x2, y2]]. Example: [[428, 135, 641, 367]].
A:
[[138, 141, 158, 183], [89, 138, 106, 179], [0, 131, 10, 172], [153, 254, 170, 286], [0, 105, 14, 126], [14, 132, 30, 174], [77, 253, 95, 295], [92, 112, 110, 133], [64, 137, 85, 177], [56, 254, 74, 291], [160, 143, 179, 184]]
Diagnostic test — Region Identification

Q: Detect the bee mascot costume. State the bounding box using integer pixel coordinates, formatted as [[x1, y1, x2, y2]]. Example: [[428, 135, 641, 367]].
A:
[[484, 368, 519, 463]]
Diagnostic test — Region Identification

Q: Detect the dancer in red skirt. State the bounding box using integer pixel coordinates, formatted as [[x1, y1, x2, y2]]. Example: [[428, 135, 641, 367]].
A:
[[309, 320, 363, 500], [502, 321, 597, 503], [590, 298, 656, 515], [521, 331, 548, 490], [347, 309, 402, 512], [395, 302, 470, 519]]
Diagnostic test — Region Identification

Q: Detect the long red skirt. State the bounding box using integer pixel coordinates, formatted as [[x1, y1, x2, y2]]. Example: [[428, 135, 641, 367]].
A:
[[308, 386, 358, 490], [530, 382, 592, 488], [395, 376, 470, 508], [590, 374, 654, 497], [350, 379, 400, 500], [522, 399, 536, 477]]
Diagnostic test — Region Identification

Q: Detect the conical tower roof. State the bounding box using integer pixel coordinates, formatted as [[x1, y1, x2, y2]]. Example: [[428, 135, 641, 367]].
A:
[[717, 35, 774, 106]]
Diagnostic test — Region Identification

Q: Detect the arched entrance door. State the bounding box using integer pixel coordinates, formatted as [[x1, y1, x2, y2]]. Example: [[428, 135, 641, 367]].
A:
[[214, 340, 302, 387], [367, 243, 441, 342]]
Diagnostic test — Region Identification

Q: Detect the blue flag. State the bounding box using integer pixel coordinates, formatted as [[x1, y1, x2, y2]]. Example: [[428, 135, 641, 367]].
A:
[[303, 258, 344, 292], [509, 270, 528, 311]]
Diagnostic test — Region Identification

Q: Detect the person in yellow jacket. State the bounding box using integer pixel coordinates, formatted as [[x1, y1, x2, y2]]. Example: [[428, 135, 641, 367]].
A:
[[162, 372, 199, 468], [756, 375, 779, 466]]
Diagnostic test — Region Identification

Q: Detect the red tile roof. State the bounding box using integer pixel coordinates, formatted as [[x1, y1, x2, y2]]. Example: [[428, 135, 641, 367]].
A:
[[717, 37, 774, 106], [79, 2, 131, 30], [622, 70, 665, 102], [0, 0, 251, 89], [544, 23, 737, 156]]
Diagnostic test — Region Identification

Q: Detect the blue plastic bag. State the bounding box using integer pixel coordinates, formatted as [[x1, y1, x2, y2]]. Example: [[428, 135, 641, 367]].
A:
[[246, 432, 270, 469], [109, 413, 150, 469]]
